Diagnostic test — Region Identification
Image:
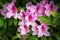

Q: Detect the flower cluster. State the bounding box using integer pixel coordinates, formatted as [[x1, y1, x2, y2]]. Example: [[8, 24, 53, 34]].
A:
[[0, 0, 57, 37]]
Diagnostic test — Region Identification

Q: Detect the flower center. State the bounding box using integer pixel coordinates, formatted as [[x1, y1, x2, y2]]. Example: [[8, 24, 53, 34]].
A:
[[35, 26, 38, 30], [50, 4, 54, 11], [12, 5, 16, 13], [28, 15, 33, 21], [22, 11, 25, 18], [36, 5, 40, 11], [41, 25, 45, 32], [24, 24, 28, 30]]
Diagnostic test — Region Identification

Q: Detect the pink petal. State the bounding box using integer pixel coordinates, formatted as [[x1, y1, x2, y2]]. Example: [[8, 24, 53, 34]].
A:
[[38, 31, 43, 37], [20, 30, 26, 35], [41, 23, 49, 31], [13, 13, 18, 19], [44, 31, 50, 36], [4, 3, 9, 9], [32, 32, 38, 35], [12, 0, 16, 3], [4, 12, 13, 19], [1, 10, 8, 16], [45, 10, 50, 16], [26, 29, 30, 33], [18, 22, 23, 26]]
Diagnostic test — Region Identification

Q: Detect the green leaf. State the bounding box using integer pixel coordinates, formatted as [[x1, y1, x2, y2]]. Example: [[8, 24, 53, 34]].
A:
[[53, 17, 60, 26], [49, 37, 54, 40], [16, 33, 21, 38], [14, 19, 18, 26], [57, 3, 60, 10], [25, 32, 32, 40], [53, 17, 57, 25], [49, 27, 53, 33], [31, 0, 37, 3], [50, 11, 57, 17], [12, 33, 20, 40], [0, 28, 5, 36], [2, 36, 8, 40], [12, 36, 20, 40], [3, 21, 7, 29], [8, 19, 13, 26], [52, 32, 60, 40], [27, 36, 38, 40], [0, 1, 3, 7], [39, 16, 52, 25], [17, 7, 25, 11], [0, 17, 3, 27], [41, 36, 47, 40], [22, 0, 30, 6]]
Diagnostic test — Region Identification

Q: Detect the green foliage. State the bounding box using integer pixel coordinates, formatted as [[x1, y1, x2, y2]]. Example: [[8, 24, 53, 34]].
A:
[[31, 0, 37, 4], [0, 1, 3, 8], [27, 36, 38, 40], [50, 11, 58, 17], [39, 16, 52, 25], [41, 36, 47, 40], [0, 17, 4, 27]]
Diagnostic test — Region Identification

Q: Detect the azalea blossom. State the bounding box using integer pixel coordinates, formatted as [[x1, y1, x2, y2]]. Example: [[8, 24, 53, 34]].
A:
[[26, 2, 35, 14], [32, 23, 50, 37], [38, 23, 50, 37], [1, 0, 18, 19], [35, 3, 43, 16], [1, 3, 9, 16], [32, 23, 39, 36], [6, 3, 18, 19], [18, 9, 26, 21], [25, 10, 37, 25], [40, 0, 48, 5], [49, 1, 57, 11], [17, 21, 30, 35]]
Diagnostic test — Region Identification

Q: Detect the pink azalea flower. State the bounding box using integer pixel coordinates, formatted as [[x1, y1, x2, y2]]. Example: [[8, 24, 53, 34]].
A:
[[17, 21, 30, 35], [26, 2, 35, 14], [44, 1, 57, 16], [1, 3, 9, 16], [32, 23, 50, 37], [32, 23, 39, 35], [40, 0, 48, 5], [1, 9, 8, 16], [38, 23, 50, 37], [44, 4, 50, 16], [35, 3, 43, 16], [25, 10, 37, 25], [18, 10, 26, 20], [1, 0, 18, 19], [6, 3, 18, 19], [49, 1, 57, 11]]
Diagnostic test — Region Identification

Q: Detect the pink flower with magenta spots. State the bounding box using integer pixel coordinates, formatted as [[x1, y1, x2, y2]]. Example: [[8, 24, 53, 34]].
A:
[[17, 21, 30, 35], [49, 1, 57, 11], [18, 10, 26, 20], [35, 3, 43, 16], [38, 23, 50, 37], [25, 11, 37, 25], [32, 23, 50, 37], [1, 0, 18, 19], [32, 23, 39, 36], [26, 2, 35, 14], [6, 3, 18, 19]]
